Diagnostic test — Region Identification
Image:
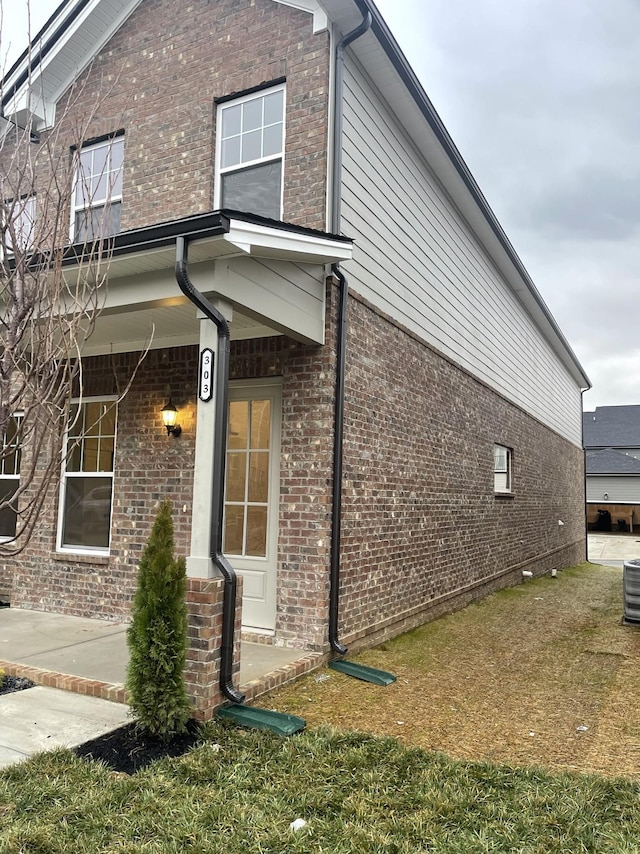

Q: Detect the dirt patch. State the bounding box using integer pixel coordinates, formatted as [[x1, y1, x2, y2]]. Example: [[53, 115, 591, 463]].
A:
[[268, 564, 640, 778]]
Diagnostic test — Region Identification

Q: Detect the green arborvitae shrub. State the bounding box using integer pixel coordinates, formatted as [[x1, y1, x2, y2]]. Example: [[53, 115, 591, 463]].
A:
[[126, 499, 191, 739]]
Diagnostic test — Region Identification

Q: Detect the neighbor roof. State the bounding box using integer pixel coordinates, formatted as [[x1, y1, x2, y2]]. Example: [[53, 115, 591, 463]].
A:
[[586, 448, 640, 476], [583, 406, 640, 449]]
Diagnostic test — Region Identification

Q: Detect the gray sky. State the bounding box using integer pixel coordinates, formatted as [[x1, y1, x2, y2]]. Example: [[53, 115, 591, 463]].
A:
[[4, 0, 638, 411]]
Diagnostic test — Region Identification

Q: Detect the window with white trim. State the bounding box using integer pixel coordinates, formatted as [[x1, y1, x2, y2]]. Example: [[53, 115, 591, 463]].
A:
[[215, 84, 285, 220], [71, 136, 124, 243], [58, 399, 117, 552], [494, 444, 512, 493], [5, 195, 35, 254], [0, 414, 22, 539]]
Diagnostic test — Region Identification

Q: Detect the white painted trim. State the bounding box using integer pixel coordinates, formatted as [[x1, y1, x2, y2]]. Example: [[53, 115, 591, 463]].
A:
[[224, 218, 352, 262], [226, 379, 283, 631], [271, 0, 329, 33], [4, 0, 143, 130], [214, 83, 286, 218], [56, 395, 118, 556]]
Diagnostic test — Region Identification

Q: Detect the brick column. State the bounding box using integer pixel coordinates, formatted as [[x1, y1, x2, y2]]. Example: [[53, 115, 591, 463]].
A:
[[184, 575, 243, 720]]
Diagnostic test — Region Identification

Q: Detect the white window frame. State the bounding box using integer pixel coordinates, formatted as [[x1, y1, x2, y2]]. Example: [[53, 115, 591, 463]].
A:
[[5, 195, 35, 255], [70, 136, 124, 243], [57, 396, 118, 556], [494, 444, 512, 494], [214, 83, 285, 218], [0, 412, 23, 542]]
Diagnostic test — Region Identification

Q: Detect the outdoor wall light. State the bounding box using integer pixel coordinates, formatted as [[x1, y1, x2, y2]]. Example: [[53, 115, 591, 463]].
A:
[[161, 399, 182, 437]]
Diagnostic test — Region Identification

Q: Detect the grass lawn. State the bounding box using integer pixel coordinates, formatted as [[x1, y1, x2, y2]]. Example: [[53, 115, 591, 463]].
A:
[[271, 562, 640, 779], [2, 562, 640, 852], [2, 723, 640, 852]]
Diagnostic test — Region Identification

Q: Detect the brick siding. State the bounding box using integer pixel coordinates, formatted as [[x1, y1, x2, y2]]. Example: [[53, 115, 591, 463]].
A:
[[50, 0, 330, 231]]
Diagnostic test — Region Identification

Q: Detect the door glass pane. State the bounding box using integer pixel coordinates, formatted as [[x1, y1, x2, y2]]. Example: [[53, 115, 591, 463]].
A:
[[250, 400, 270, 449], [228, 401, 248, 450], [246, 505, 267, 557], [224, 505, 245, 555], [226, 452, 247, 502], [248, 452, 269, 503]]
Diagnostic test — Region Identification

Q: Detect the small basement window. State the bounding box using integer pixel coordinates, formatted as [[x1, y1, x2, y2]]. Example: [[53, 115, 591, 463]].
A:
[[494, 444, 512, 493]]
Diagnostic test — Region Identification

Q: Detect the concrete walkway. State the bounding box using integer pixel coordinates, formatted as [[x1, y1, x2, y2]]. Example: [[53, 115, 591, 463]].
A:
[[587, 532, 640, 566], [0, 608, 310, 769]]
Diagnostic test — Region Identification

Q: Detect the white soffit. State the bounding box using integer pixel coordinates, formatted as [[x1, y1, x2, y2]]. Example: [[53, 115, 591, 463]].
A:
[[3, 0, 143, 128], [271, 0, 329, 33]]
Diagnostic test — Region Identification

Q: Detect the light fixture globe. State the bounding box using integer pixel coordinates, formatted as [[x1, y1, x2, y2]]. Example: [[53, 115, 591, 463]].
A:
[[161, 399, 181, 437]]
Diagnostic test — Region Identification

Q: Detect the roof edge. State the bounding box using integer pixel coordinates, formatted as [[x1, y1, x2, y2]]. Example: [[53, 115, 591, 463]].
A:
[[353, 0, 591, 390]]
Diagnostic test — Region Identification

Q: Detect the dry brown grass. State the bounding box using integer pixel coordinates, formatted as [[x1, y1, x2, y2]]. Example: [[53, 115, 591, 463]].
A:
[[269, 563, 640, 778]]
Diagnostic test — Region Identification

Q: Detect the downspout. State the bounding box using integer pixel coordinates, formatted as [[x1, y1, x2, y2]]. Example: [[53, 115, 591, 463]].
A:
[[329, 11, 372, 654], [175, 236, 245, 704]]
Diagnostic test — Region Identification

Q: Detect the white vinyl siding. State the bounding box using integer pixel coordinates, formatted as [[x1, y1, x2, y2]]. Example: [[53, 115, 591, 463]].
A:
[[586, 476, 640, 504], [340, 57, 583, 447]]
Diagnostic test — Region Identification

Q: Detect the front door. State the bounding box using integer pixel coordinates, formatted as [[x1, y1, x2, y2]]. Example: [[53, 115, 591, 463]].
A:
[[223, 380, 281, 632]]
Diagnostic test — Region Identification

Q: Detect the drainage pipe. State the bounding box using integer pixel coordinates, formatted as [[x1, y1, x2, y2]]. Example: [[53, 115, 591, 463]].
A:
[[328, 11, 372, 654], [175, 235, 245, 704]]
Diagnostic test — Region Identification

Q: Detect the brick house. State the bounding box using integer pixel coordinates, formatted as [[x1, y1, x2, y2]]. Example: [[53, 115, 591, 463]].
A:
[[0, 0, 589, 716]]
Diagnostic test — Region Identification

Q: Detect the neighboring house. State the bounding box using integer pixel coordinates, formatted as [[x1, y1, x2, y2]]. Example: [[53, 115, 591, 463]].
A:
[[584, 406, 640, 532], [0, 0, 589, 716]]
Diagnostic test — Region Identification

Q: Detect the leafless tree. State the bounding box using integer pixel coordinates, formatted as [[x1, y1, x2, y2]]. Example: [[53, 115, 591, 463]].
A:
[[0, 21, 145, 554]]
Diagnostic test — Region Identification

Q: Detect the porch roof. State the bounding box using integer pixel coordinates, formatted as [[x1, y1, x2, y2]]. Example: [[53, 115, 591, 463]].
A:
[[65, 210, 352, 355], [63, 209, 353, 280]]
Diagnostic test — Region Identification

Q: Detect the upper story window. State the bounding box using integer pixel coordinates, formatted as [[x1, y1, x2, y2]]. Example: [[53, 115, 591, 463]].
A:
[[71, 136, 124, 243], [58, 398, 117, 553], [494, 444, 512, 493], [5, 195, 35, 254], [0, 414, 22, 540], [215, 84, 285, 220]]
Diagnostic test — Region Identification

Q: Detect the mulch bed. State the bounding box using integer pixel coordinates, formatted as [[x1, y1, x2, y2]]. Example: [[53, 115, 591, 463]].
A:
[[0, 675, 35, 696], [74, 719, 203, 774]]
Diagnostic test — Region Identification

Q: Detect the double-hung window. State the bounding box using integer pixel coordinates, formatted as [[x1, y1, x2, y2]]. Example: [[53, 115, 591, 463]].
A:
[[5, 195, 35, 254], [215, 84, 285, 220], [0, 414, 22, 540], [494, 444, 512, 493], [71, 136, 124, 243], [58, 398, 117, 552]]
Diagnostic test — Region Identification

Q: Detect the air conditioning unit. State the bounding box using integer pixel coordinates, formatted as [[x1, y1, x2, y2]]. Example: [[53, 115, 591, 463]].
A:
[[623, 560, 640, 625]]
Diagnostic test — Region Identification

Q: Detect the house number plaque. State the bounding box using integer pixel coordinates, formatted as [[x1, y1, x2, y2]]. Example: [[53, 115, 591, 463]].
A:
[[198, 348, 214, 402]]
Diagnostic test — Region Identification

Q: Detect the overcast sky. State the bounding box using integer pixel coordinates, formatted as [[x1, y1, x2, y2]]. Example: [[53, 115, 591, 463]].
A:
[[3, 0, 638, 412]]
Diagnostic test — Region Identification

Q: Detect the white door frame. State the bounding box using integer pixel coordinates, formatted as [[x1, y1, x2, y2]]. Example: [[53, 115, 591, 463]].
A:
[[226, 378, 282, 632]]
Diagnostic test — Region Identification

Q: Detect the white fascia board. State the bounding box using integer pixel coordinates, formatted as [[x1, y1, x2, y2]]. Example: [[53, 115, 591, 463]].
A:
[[4, 0, 143, 129], [224, 219, 352, 263], [271, 0, 329, 33]]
